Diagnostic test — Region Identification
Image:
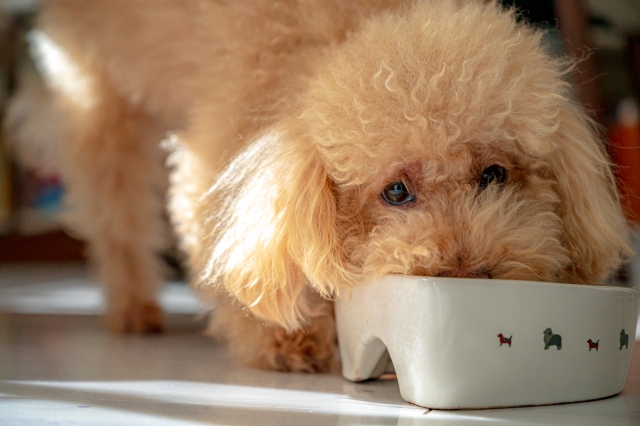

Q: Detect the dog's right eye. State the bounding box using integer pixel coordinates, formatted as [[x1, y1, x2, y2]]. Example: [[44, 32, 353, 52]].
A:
[[381, 182, 416, 205]]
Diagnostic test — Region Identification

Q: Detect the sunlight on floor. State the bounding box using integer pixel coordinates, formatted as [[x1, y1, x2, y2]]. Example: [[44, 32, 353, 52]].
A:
[[0, 399, 206, 426], [3, 380, 421, 418]]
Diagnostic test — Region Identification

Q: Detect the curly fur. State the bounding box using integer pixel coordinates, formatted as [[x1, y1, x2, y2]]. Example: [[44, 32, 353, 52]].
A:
[[27, 0, 631, 371]]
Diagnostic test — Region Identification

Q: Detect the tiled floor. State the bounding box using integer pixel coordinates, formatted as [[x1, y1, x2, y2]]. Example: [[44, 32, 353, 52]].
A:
[[0, 263, 639, 425]]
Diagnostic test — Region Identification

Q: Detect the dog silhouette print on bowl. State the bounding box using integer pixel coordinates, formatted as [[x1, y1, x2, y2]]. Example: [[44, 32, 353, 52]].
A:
[[335, 275, 639, 409]]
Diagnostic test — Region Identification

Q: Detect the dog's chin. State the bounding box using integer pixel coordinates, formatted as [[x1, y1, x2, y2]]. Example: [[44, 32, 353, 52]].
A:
[[372, 263, 560, 283], [432, 269, 492, 279], [411, 267, 525, 281], [399, 265, 492, 279]]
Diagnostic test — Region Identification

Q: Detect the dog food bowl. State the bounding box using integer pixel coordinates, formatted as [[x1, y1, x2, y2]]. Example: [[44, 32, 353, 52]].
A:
[[335, 276, 638, 409]]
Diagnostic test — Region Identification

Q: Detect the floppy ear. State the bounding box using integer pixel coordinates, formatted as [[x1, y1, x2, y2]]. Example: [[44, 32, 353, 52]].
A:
[[194, 129, 355, 331], [551, 105, 632, 283]]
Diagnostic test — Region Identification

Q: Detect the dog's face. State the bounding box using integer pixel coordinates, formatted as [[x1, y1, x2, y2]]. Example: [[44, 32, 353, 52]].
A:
[[331, 137, 568, 283], [196, 1, 630, 330]]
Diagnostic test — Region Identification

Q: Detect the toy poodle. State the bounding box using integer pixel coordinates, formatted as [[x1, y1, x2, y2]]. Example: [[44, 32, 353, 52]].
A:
[[25, 0, 631, 372]]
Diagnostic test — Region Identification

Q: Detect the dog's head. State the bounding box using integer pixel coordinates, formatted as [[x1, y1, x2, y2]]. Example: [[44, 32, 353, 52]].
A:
[[544, 329, 554, 341], [197, 1, 630, 330]]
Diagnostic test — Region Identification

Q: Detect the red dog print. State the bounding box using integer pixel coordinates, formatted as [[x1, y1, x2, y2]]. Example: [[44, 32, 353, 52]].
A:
[[587, 339, 599, 351], [497, 334, 512, 347]]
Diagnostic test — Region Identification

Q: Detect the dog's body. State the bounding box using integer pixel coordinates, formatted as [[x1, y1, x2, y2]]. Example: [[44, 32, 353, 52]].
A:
[[543, 328, 562, 350], [620, 329, 629, 350], [587, 339, 599, 351], [29, 0, 630, 372], [497, 333, 512, 347]]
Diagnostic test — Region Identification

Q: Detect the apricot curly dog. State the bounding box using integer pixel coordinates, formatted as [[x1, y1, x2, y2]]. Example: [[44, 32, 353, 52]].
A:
[[26, 0, 630, 372]]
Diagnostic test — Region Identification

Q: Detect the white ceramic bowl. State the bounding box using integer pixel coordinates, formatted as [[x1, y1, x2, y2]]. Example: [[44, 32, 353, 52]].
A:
[[335, 276, 639, 409]]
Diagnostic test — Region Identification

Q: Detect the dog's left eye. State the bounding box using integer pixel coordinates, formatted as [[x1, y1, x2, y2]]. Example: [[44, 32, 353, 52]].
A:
[[382, 182, 416, 205], [479, 165, 508, 190]]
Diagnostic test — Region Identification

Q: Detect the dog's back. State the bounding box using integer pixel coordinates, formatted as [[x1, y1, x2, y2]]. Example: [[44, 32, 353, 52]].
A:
[[37, 0, 405, 144]]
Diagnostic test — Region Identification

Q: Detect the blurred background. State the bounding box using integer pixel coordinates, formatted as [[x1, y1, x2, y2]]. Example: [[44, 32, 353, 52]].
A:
[[1, 0, 640, 286]]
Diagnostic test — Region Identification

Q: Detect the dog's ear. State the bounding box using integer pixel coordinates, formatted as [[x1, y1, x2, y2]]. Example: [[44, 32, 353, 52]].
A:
[[195, 130, 354, 331], [551, 105, 632, 283]]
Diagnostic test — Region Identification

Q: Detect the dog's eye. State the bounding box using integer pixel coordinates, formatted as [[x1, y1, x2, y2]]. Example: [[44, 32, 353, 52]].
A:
[[382, 182, 416, 205], [479, 165, 507, 190]]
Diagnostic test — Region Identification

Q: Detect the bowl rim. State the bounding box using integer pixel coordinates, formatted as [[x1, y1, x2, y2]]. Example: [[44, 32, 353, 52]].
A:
[[357, 275, 640, 296]]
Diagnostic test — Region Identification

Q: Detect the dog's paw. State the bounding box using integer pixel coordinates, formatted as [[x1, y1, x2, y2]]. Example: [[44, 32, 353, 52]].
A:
[[210, 294, 337, 373], [107, 301, 164, 334], [261, 327, 337, 373]]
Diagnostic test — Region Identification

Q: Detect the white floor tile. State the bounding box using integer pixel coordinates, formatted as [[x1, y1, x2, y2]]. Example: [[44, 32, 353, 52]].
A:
[[0, 263, 639, 425]]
